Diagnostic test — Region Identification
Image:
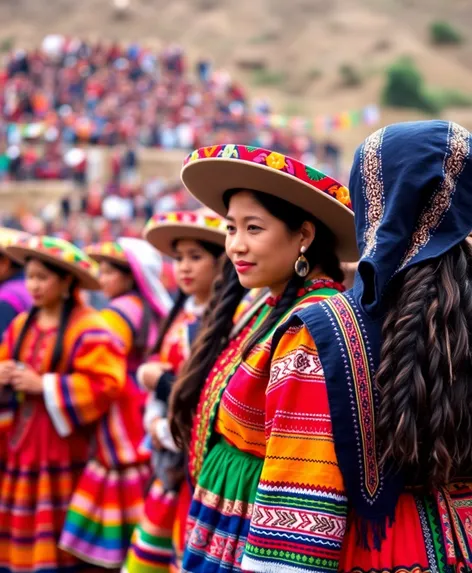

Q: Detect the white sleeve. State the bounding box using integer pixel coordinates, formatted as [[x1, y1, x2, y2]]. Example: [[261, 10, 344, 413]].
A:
[[154, 417, 180, 453]]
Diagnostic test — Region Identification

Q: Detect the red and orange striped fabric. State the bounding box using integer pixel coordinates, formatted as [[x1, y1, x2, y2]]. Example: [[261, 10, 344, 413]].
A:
[[0, 304, 125, 573]]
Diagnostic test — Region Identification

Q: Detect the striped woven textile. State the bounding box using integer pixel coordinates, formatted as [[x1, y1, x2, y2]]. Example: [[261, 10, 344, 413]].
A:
[[183, 280, 343, 572], [124, 305, 199, 572], [0, 305, 125, 573], [60, 295, 154, 568]]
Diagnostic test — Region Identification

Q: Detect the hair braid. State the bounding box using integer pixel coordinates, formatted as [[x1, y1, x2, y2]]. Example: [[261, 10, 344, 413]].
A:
[[169, 256, 246, 450], [376, 241, 472, 487]]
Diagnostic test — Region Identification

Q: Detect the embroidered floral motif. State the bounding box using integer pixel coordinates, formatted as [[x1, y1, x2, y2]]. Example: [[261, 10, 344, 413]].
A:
[[329, 183, 351, 206], [219, 144, 239, 158], [86, 242, 127, 263], [266, 151, 286, 170], [182, 144, 354, 210], [360, 127, 385, 258], [144, 210, 227, 237], [14, 235, 97, 274]]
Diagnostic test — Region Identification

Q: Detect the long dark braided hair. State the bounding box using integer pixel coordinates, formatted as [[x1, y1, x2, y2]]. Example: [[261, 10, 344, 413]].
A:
[[169, 255, 246, 449], [376, 240, 472, 487], [169, 188, 344, 450], [13, 258, 78, 371]]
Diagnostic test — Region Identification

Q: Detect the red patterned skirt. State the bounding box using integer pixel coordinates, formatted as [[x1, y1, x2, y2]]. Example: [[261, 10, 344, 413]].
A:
[[0, 400, 92, 573], [340, 487, 472, 573]]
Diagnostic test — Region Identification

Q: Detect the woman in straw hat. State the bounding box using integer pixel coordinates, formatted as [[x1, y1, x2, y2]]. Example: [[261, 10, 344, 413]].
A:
[[243, 120, 472, 573], [166, 144, 357, 572], [58, 238, 172, 569], [123, 209, 226, 573], [0, 235, 126, 573], [0, 228, 32, 338]]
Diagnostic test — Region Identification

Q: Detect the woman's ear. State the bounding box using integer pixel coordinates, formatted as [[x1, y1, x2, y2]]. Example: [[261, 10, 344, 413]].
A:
[[300, 220, 316, 251]]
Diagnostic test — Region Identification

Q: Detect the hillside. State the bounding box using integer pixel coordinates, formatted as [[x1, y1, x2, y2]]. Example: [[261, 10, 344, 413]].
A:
[[2, 0, 472, 157]]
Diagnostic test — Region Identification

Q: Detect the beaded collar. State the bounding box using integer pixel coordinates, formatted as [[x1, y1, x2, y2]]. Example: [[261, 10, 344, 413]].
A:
[[266, 277, 345, 307]]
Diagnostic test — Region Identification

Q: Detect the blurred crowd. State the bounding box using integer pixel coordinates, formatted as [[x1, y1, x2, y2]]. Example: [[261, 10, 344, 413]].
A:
[[0, 37, 342, 176], [0, 36, 344, 246], [0, 149, 198, 247]]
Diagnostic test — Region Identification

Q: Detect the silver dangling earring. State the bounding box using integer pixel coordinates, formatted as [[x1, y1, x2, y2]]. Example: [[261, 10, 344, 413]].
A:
[[294, 245, 309, 278]]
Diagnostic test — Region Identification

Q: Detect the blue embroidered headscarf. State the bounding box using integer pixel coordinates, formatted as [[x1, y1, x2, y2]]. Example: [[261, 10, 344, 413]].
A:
[[352, 120, 472, 312], [281, 120, 472, 548]]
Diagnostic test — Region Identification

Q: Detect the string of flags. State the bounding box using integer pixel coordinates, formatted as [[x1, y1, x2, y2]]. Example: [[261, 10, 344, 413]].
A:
[[5, 104, 381, 143], [251, 105, 381, 133]]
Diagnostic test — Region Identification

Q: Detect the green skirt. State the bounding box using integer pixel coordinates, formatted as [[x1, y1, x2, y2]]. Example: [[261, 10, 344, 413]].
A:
[[183, 438, 263, 572]]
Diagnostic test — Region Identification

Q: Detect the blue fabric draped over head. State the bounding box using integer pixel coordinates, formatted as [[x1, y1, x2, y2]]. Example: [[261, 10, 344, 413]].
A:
[[277, 120, 472, 548], [351, 119, 472, 312]]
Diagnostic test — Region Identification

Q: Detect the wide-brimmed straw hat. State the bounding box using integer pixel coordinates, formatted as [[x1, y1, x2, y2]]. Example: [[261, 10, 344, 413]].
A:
[[6, 235, 100, 290], [85, 241, 130, 267], [0, 227, 30, 257], [181, 144, 357, 261], [144, 209, 227, 258]]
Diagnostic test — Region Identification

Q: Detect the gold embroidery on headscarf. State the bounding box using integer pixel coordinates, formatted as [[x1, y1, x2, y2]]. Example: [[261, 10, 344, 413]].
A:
[[361, 128, 386, 258], [398, 122, 470, 271]]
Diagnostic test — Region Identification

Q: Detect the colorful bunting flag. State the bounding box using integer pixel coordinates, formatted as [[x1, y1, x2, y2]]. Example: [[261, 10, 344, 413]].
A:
[[251, 105, 380, 134]]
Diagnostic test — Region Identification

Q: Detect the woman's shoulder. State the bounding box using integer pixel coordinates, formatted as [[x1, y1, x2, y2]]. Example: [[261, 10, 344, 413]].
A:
[[275, 278, 344, 332], [107, 292, 143, 315], [3, 310, 30, 342], [68, 304, 115, 335], [103, 293, 143, 329]]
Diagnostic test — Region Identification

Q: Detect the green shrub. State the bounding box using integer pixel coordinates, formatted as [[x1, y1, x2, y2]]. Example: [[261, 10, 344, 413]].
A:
[[382, 57, 439, 113], [307, 67, 322, 81], [429, 21, 463, 45], [427, 88, 472, 110], [249, 31, 279, 44], [382, 57, 472, 113], [0, 37, 14, 53]]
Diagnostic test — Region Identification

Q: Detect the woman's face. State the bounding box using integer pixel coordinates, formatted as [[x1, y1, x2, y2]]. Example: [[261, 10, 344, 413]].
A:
[[99, 260, 134, 299], [225, 190, 313, 294], [173, 239, 218, 302], [25, 259, 72, 308]]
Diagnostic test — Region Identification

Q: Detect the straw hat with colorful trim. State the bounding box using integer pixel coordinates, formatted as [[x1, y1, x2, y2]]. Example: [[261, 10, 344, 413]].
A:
[[181, 144, 358, 261], [85, 241, 129, 267], [6, 235, 100, 290], [0, 227, 30, 257], [144, 209, 227, 258]]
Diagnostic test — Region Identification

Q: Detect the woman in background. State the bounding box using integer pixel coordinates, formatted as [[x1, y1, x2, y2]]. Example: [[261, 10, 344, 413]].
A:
[[124, 210, 226, 573], [0, 228, 31, 338], [0, 235, 125, 573], [59, 237, 172, 569]]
